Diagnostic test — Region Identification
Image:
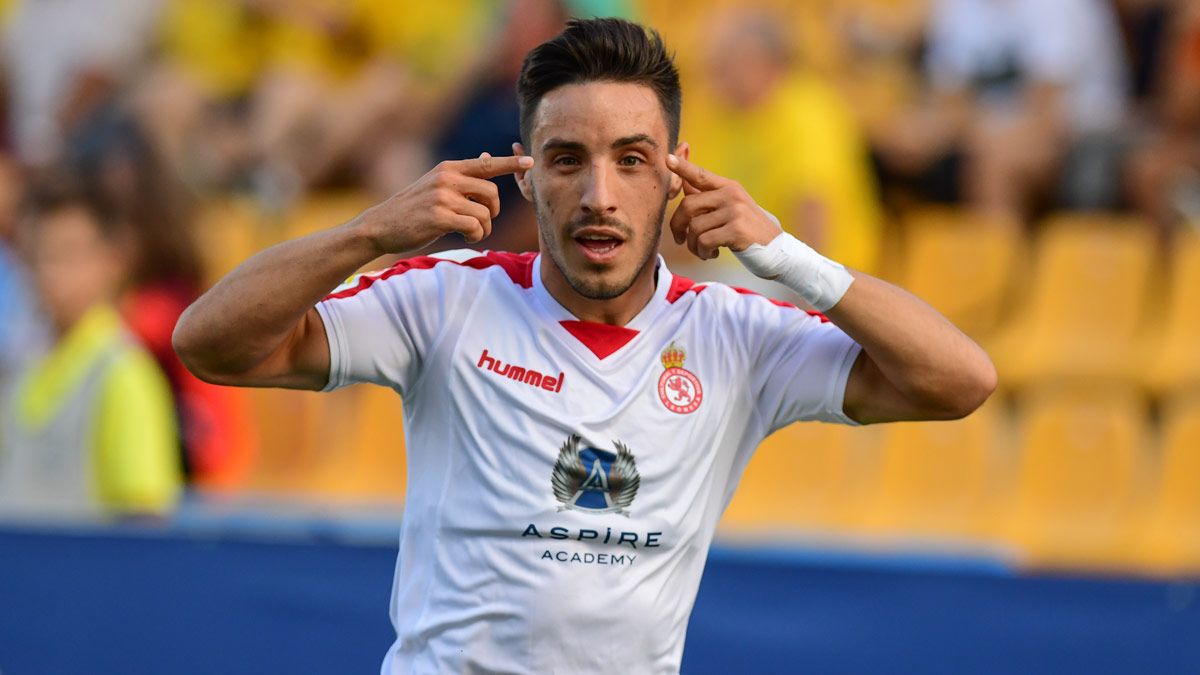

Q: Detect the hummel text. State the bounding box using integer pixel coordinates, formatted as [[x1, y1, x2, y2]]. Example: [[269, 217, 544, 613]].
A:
[[477, 349, 564, 393]]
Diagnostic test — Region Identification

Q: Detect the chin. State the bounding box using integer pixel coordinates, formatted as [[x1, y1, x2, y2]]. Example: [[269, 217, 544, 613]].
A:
[[566, 270, 635, 301]]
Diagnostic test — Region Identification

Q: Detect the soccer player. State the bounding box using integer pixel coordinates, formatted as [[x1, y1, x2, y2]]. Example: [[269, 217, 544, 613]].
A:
[[174, 18, 996, 674]]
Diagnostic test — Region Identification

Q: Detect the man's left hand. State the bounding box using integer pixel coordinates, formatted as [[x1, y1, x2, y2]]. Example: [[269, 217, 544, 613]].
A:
[[666, 154, 783, 260]]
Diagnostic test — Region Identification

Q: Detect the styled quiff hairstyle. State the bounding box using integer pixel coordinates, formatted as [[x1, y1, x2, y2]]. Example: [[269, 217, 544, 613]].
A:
[[517, 17, 682, 148]]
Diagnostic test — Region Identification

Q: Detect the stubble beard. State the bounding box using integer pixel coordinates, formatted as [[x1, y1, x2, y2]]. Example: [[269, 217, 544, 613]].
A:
[[534, 186, 667, 301]]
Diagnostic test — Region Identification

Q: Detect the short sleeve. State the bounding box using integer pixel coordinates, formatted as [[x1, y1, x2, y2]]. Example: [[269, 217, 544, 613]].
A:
[[94, 348, 182, 515], [741, 296, 862, 432], [315, 257, 459, 396]]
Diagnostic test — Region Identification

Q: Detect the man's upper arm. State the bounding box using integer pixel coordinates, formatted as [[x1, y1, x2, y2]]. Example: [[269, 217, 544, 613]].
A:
[[840, 349, 931, 425], [223, 307, 331, 390]]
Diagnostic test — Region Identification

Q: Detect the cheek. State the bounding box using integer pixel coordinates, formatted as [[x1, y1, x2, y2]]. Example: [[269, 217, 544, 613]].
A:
[[535, 175, 581, 213], [622, 173, 667, 219]]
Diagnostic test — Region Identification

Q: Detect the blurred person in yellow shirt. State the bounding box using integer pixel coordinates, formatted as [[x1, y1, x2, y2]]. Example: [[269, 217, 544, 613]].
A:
[[680, 7, 883, 281], [138, 0, 495, 199], [0, 180, 180, 521]]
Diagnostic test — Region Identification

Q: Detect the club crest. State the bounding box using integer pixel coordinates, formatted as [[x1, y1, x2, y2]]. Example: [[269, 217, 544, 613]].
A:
[[551, 434, 640, 515], [657, 341, 702, 414]]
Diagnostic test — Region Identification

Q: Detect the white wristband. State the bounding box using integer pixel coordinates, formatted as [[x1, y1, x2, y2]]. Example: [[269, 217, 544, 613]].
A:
[[733, 231, 854, 312]]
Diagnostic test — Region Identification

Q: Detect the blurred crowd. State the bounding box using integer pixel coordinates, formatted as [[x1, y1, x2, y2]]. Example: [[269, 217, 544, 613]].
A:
[[0, 0, 1197, 521]]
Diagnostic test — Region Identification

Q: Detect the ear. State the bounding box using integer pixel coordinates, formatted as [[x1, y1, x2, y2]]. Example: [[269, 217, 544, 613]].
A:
[[668, 141, 690, 199], [512, 142, 533, 202]]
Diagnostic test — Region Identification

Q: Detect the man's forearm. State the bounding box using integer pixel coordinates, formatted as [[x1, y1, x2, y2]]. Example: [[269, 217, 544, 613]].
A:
[[174, 214, 381, 381]]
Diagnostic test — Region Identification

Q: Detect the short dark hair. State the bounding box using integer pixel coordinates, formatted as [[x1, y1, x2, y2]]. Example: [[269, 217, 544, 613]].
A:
[[517, 17, 682, 148], [22, 172, 123, 241]]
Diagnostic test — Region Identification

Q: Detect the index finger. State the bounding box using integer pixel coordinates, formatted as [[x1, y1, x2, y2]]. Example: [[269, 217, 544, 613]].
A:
[[450, 153, 534, 179], [666, 154, 724, 191]]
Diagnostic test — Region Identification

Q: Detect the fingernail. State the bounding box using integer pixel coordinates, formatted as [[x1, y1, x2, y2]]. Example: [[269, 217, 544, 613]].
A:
[[666, 154, 678, 167], [518, 156, 534, 168]]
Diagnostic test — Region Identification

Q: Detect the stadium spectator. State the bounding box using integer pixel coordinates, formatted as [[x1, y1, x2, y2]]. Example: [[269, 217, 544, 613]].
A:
[[69, 111, 255, 490], [418, 0, 570, 253], [871, 0, 1129, 221], [131, 0, 268, 189], [1125, 0, 1200, 231], [2, 0, 163, 168], [0, 179, 180, 519], [682, 7, 883, 277]]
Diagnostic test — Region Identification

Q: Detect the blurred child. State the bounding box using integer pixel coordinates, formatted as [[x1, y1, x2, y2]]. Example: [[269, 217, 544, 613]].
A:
[[0, 179, 180, 520], [70, 111, 255, 491]]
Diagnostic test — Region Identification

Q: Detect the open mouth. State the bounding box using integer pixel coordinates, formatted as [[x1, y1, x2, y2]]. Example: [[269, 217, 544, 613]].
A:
[[573, 229, 626, 262], [576, 235, 621, 254]]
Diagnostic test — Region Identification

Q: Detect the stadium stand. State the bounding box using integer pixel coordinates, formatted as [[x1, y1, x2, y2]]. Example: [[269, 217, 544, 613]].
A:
[[1131, 392, 1200, 576], [858, 396, 1006, 542], [1001, 385, 1150, 572], [721, 421, 876, 537], [1142, 229, 1200, 395], [988, 213, 1157, 389], [193, 197, 263, 287], [896, 207, 1020, 339]]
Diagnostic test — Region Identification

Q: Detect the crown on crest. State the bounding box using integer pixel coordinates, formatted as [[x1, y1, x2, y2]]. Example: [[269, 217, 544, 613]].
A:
[[660, 342, 686, 370]]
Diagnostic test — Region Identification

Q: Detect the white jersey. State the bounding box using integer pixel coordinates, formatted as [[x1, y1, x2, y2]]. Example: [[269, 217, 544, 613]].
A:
[[316, 250, 861, 674]]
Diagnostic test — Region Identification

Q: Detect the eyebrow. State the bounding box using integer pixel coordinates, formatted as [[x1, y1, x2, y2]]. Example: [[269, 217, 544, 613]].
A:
[[611, 134, 658, 149], [540, 134, 659, 153], [542, 138, 586, 153]]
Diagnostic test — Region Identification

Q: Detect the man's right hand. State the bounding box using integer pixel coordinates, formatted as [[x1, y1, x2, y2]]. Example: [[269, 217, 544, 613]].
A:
[[362, 153, 535, 255]]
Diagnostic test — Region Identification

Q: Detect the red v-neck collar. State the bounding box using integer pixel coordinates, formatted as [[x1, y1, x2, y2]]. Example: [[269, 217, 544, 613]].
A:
[[558, 320, 639, 359], [530, 254, 673, 363]]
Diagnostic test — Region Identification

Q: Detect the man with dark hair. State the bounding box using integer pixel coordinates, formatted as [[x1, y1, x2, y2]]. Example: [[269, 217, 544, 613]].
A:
[[175, 17, 995, 673]]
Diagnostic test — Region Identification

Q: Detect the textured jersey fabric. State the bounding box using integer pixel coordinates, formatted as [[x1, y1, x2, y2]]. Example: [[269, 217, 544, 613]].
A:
[[316, 250, 861, 674]]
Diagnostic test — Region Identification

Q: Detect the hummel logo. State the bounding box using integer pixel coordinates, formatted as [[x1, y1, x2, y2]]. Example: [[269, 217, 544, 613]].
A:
[[477, 349, 564, 393]]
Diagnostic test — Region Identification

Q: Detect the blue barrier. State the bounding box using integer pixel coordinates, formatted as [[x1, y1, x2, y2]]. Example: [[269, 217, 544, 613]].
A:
[[1, 523, 1198, 674]]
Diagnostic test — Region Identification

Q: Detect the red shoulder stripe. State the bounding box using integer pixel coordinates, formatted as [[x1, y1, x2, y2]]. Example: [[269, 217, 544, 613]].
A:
[[730, 286, 829, 322], [323, 251, 536, 301], [665, 275, 828, 322]]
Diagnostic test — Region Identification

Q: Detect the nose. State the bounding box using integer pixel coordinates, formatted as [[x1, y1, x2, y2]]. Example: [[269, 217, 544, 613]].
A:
[[579, 162, 618, 216]]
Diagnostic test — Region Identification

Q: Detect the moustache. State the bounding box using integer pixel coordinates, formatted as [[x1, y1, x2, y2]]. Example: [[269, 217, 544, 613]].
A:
[[567, 214, 630, 235]]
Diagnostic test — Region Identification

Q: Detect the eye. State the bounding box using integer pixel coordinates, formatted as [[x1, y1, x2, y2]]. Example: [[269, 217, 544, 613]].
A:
[[618, 155, 644, 167], [554, 155, 581, 166]]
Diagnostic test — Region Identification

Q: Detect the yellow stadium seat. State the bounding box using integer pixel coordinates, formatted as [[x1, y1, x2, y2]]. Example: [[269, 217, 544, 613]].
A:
[[989, 213, 1157, 389], [858, 398, 1006, 541], [1129, 393, 1200, 576], [721, 422, 876, 535], [241, 386, 358, 499], [193, 197, 263, 287], [284, 191, 373, 241], [1000, 386, 1151, 572], [1143, 230, 1200, 395], [898, 208, 1020, 339], [322, 384, 407, 503]]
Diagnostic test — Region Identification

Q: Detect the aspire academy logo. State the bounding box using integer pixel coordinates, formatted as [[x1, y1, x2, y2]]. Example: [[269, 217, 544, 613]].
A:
[[551, 434, 640, 515], [657, 341, 702, 414]]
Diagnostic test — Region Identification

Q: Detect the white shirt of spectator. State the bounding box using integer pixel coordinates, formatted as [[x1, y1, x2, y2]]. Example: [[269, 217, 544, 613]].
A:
[[926, 0, 1127, 135], [316, 250, 861, 674]]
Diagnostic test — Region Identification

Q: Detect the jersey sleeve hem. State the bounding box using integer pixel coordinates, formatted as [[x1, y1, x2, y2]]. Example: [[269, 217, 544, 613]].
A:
[[314, 300, 346, 392], [822, 339, 863, 426]]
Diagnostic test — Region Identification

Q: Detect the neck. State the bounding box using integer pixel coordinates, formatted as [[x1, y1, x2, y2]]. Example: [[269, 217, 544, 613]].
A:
[[540, 256, 659, 326]]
